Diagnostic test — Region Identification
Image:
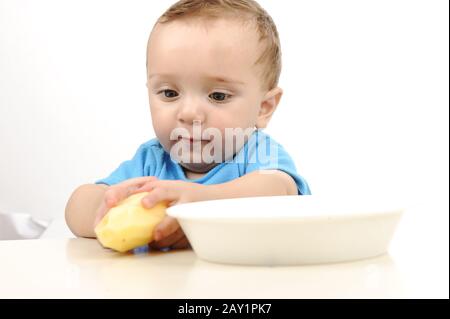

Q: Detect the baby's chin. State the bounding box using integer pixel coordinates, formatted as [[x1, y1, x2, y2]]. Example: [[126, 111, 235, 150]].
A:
[[163, 138, 242, 173], [178, 161, 220, 174]]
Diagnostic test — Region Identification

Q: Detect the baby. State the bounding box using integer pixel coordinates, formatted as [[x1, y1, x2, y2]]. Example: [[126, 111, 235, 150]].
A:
[[65, 0, 311, 250]]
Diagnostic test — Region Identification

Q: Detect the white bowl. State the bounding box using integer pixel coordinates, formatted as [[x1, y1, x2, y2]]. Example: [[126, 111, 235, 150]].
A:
[[166, 195, 404, 266]]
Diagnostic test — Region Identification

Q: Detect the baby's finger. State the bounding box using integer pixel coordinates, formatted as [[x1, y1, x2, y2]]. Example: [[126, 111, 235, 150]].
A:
[[105, 176, 159, 206], [142, 187, 179, 209], [121, 176, 158, 194], [94, 200, 108, 227], [150, 227, 185, 249], [129, 180, 158, 195], [153, 216, 180, 241], [103, 187, 127, 207], [119, 176, 159, 189], [171, 236, 191, 250]]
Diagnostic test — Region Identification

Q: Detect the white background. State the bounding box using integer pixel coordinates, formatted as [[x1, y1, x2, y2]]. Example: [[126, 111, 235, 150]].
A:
[[1, 0, 448, 229], [0, 0, 448, 298]]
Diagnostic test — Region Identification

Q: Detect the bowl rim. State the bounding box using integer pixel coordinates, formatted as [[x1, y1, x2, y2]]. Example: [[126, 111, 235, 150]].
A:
[[166, 195, 405, 221]]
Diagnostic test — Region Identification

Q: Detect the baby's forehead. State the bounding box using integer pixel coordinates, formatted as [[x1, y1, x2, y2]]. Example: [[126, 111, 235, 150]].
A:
[[151, 15, 258, 40], [147, 18, 264, 82], [149, 17, 262, 58]]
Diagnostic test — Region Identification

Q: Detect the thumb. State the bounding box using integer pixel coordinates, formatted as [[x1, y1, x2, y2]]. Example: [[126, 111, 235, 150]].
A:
[[94, 199, 108, 228]]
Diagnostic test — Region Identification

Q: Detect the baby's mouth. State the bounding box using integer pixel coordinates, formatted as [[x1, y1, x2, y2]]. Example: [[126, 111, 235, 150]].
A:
[[177, 136, 211, 143]]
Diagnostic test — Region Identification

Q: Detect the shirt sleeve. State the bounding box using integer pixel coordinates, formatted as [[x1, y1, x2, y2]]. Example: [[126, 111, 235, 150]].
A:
[[95, 143, 152, 186], [243, 133, 311, 195]]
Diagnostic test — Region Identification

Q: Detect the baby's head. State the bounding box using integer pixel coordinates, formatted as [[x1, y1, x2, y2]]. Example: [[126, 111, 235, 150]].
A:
[[146, 0, 283, 173]]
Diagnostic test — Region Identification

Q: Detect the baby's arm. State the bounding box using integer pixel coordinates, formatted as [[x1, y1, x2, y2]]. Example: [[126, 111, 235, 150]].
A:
[[65, 177, 159, 238], [138, 170, 298, 209], [207, 170, 298, 199], [65, 184, 108, 238], [65, 171, 295, 245]]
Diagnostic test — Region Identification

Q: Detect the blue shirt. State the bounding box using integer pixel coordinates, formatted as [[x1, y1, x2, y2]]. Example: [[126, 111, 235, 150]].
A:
[[95, 129, 311, 195]]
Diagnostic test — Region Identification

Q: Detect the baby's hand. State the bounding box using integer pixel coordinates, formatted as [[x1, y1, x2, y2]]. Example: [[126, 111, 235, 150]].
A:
[[129, 178, 210, 249], [93, 176, 159, 228], [94, 177, 206, 250], [148, 216, 190, 250]]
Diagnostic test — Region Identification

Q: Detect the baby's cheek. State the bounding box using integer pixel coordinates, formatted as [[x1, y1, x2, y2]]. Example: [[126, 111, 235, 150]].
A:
[[152, 121, 173, 146]]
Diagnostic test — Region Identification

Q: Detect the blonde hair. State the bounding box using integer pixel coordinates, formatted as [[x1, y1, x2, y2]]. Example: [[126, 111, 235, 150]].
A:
[[148, 0, 281, 90]]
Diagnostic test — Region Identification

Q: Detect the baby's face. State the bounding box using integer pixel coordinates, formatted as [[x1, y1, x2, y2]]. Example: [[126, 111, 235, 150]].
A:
[[146, 17, 280, 173]]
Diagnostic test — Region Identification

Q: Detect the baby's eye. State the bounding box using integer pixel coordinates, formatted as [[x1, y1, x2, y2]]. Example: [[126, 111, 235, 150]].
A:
[[209, 92, 231, 102], [158, 89, 179, 98]]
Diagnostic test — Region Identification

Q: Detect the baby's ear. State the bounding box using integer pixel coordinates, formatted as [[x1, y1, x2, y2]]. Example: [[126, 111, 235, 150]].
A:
[[256, 87, 283, 129]]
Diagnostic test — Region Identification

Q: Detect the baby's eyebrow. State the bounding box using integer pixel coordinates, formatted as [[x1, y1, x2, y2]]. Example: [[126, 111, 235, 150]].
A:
[[208, 76, 246, 86], [148, 73, 245, 85]]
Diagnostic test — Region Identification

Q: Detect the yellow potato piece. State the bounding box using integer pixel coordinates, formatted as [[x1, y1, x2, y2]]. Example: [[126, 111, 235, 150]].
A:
[[95, 192, 167, 253]]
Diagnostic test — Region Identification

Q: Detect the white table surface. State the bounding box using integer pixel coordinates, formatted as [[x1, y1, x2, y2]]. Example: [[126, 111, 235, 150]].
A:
[[0, 203, 448, 299]]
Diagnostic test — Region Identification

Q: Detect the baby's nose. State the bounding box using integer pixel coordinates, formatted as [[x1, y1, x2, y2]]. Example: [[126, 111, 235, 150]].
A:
[[177, 101, 205, 125]]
